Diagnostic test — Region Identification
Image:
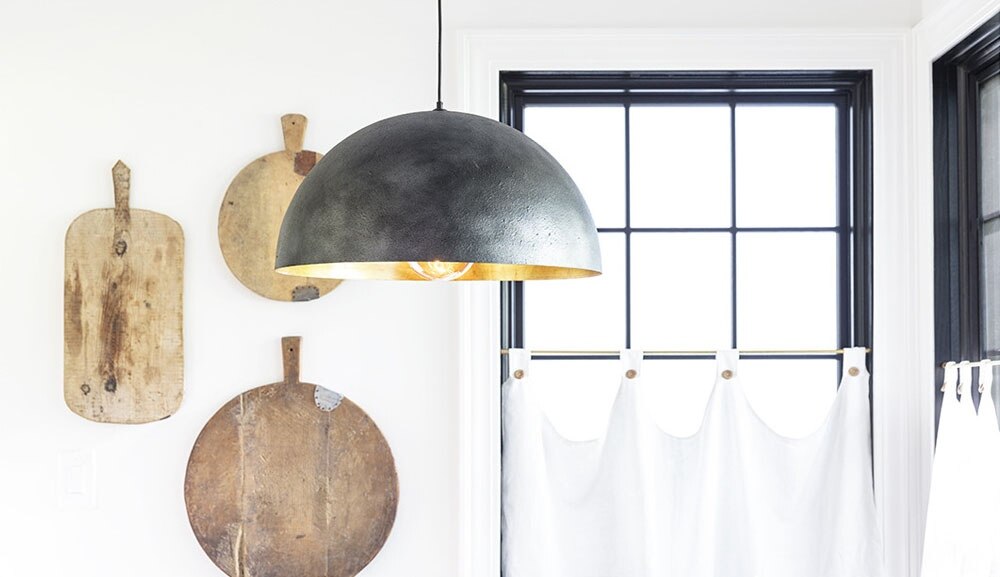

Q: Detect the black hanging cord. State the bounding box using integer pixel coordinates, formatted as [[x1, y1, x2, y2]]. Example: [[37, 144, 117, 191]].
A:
[[435, 0, 444, 110]]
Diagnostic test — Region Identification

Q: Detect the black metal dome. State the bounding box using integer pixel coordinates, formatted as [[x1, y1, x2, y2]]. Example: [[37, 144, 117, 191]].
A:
[[275, 109, 602, 281]]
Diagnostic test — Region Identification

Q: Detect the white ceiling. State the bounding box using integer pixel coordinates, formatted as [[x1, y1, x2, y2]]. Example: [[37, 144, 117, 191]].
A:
[[451, 0, 924, 29]]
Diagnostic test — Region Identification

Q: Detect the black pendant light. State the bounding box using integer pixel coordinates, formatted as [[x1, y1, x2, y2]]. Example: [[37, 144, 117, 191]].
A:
[[275, 0, 601, 281]]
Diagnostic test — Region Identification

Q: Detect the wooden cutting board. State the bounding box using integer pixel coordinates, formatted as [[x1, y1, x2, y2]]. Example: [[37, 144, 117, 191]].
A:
[[218, 114, 341, 301], [185, 337, 398, 577], [64, 161, 184, 424]]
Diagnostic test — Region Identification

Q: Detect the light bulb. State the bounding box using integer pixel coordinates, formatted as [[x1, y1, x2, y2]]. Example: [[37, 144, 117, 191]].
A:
[[408, 260, 474, 281]]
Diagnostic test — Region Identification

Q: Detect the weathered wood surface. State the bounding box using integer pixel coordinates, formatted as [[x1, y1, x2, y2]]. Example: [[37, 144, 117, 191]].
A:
[[218, 114, 341, 301], [185, 337, 398, 577], [64, 161, 184, 423]]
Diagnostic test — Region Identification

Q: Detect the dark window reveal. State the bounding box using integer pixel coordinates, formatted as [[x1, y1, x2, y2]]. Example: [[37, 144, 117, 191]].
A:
[[933, 14, 1000, 422]]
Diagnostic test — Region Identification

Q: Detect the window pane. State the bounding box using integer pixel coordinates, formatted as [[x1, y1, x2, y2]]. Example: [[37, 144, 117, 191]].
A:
[[737, 232, 838, 349], [738, 359, 839, 438], [630, 105, 732, 228], [981, 75, 999, 218], [523, 106, 625, 228], [631, 233, 732, 349], [524, 233, 625, 349], [736, 105, 838, 227], [981, 76, 999, 356], [528, 360, 620, 441], [640, 359, 717, 437], [983, 219, 1000, 353]]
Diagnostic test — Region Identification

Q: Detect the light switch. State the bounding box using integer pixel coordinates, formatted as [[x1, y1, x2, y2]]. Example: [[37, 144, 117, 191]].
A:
[[58, 449, 96, 509]]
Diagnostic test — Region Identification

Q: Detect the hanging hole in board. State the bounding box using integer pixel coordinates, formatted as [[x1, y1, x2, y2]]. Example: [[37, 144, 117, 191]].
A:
[[721, 369, 734, 380], [625, 369, 638, 379], [513, 369, 525, 380]]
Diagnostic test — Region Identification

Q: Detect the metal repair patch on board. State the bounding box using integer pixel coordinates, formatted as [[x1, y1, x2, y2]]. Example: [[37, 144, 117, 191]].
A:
[[314, 385, 343, 412]]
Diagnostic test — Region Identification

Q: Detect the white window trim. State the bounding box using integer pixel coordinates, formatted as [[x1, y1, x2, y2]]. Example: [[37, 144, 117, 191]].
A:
[[451, 27, 930, 577]]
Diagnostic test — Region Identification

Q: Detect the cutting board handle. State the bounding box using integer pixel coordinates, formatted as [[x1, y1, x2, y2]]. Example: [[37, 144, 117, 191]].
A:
[[281, 114, 307, 152], [111, 160, 131, 253], [282, 336, 301, 383]]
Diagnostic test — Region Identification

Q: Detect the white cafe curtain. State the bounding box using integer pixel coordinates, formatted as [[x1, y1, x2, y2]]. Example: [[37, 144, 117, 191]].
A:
[[921, 361, 1000, 577], [502, 348, 884, 577]]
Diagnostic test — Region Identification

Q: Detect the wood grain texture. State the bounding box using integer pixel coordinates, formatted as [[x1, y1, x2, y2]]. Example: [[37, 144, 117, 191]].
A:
[[64, 161, 184, 423], [185, 337, 398, 577], [219, 114, 341, 301]]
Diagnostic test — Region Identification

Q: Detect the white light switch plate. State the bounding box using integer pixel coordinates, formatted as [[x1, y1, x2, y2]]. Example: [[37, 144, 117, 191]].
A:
[[58, 449, 97, 509]]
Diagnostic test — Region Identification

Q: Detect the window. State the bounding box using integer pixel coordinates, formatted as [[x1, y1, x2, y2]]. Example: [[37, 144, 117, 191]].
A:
[[500, 72, 873, 426], [933, 14, 1000, 419]]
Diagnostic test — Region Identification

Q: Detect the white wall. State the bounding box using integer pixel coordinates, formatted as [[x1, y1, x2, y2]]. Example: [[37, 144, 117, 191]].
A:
[[0, 0, 954, 575], [0, 1, 461, 575]]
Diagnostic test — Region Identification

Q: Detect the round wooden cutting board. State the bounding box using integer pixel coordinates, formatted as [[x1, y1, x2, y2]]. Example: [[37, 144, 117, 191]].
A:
[[184, 337, 398, 577], [218, 114, 340, 301]]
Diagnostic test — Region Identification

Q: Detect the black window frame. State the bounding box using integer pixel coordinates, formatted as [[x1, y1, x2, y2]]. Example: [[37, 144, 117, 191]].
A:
[[933, 14, 1000, 423], [499, 71, 874, 378]]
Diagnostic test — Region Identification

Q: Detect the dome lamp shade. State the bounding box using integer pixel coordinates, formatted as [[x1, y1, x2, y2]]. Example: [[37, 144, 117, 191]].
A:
[[275, 110, 602, 281]]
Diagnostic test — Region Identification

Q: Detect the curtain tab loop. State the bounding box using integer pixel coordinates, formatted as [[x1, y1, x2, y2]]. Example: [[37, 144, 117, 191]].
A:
[[621, 349, 643, 380], [843, 347, 868, 379], [942, 361, 958, 393], [509, 348, 530, 380], [716, 349, 739, 381], [958, 361, 974, 396], [979, 359, 994, 394]]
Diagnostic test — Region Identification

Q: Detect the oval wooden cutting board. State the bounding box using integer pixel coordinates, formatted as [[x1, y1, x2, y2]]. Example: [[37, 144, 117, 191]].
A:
[[219, 114, 341, 301], [185, 337, 398, 577], [64, 161, 184, 423]]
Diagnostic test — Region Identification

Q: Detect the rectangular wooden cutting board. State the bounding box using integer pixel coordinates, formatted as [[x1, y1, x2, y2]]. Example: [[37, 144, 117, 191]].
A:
[[64, 161, 184, 423]]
